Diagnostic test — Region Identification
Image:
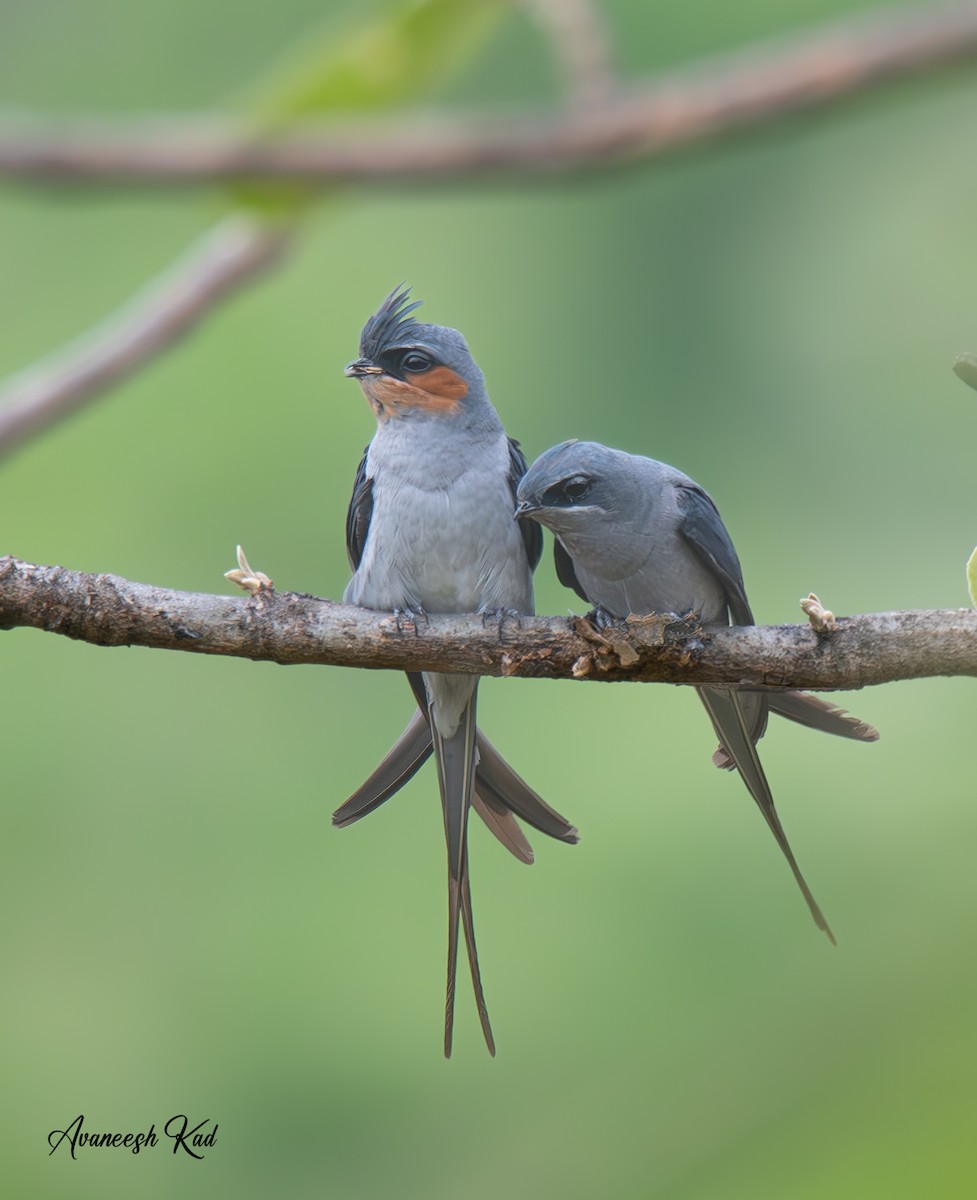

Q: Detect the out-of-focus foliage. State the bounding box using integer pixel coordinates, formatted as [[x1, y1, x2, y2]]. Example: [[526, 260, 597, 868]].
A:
[[232, 0, 504, 212], [245, 0, 502, 122], [2, 3, 977, 1199], [953, 350, 977, 392]]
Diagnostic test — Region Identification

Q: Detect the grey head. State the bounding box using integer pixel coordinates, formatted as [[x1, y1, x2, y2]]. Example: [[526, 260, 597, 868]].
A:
[[515, 440, 646, 537], [345, 285, 491, 424]]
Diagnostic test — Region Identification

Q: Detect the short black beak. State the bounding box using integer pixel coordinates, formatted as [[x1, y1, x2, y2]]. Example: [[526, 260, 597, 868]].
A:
[[513, 499, 539, 520], [345, 358, 384, 379]]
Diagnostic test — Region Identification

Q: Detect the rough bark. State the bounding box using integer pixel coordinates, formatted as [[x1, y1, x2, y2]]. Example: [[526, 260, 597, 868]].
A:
[[3, 555, 974, 691]]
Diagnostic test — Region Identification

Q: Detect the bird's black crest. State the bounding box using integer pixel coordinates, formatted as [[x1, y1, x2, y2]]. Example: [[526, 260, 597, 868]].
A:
[[359, 285, 423, 360]]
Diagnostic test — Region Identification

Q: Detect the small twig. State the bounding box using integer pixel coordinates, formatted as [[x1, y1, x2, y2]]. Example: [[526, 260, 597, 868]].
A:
[[0, 216, 290, 461], [0, 4, 975, 184], [3, 555, 977, 690], [225, 545, 275, 596], [519, 0, 616, 105], [801, 592, 838, 633]]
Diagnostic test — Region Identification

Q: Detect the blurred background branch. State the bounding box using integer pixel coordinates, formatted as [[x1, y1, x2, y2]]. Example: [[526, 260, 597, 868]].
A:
[[514, 0, 617, 106], [3, 555, 975, 688], [0, 0, 509, 459], [2, 3, 977, 186], [3, 1, 976, 461], [0, 217, 289, 459]]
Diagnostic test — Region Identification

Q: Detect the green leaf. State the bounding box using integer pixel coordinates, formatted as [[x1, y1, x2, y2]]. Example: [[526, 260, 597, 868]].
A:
[[952, 352, 977, 392], [228, 0, 505, 216], [968, 547, 977, 607], [245, 0, 503, 125]]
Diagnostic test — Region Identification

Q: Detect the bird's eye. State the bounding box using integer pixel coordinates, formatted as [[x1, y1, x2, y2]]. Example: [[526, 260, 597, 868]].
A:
[[401, 351, 434, 374], [543, 476, 592, 506], [562, 477, 591, 502], [561, 475, 592, 499]]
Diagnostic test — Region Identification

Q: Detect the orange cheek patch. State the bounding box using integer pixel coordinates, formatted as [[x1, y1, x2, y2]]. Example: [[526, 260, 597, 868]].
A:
[[361, 369, 468, 418], [412, 366, 469, 405]]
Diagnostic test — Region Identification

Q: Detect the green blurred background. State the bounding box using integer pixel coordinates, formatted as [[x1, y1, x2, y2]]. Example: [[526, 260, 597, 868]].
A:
[[2, 1, 976, 1196]]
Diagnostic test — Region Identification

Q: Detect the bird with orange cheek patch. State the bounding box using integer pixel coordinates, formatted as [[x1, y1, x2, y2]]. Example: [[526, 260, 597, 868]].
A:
[[336, 286, 578, 1057]]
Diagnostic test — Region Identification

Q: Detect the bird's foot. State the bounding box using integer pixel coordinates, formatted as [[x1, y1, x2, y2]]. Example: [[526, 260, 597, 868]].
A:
[[481, 606, 522, 639], [572, 607, 640, 669], [587, 604, 628, 634], [394, 606, 428, 636], [651, 605, 697, 625], [645, 608, 701, 636]]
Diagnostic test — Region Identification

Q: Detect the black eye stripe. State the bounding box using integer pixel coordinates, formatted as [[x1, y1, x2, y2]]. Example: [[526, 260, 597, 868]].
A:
[[376, 348, 439, 377], [542, 476, 593, 506]]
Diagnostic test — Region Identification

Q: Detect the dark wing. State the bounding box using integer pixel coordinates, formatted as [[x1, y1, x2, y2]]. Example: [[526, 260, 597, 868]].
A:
[[345, 447, 374, 572], [553, 537, 590, 605], [506, 438, 542, 571], [676, 483, 754, 625]]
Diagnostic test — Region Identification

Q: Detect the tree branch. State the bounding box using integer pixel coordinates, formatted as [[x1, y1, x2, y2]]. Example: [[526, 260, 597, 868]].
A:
[[519, 0, 617, 106], [2, 555, 974, 691], [2, 3, 974, 465], [1, 3, 975, 185], [2, 4, 974, 473], [0, 216, 289, 462]]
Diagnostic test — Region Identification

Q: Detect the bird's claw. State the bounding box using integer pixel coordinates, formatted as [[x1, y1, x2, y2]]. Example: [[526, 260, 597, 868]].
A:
[[481, 607, 522, 640], [588, 605, 627, 634], [394, 606, 428, 636], [668, 607, 702, 632], [573, 607, 639, 668]]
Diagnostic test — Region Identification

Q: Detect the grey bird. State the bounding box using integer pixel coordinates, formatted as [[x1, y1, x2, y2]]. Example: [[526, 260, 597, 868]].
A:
[[515, 440, 879, 941], [338, 287, 578, 1056]]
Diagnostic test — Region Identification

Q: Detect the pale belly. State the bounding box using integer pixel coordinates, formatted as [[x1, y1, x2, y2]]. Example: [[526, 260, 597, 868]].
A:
[[346, 474, 533, 615]]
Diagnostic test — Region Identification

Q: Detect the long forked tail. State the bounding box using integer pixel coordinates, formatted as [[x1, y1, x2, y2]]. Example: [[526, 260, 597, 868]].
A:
[[476, 733, 579, 844], [331, 709, 532, 861], [713, 690, 879, 768], [697, 687, 835, 944], [331, 710, 432, 828], [332, 673, 579, 864], [768, 691, 879, 742], [431, 688, 495, 1057]]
